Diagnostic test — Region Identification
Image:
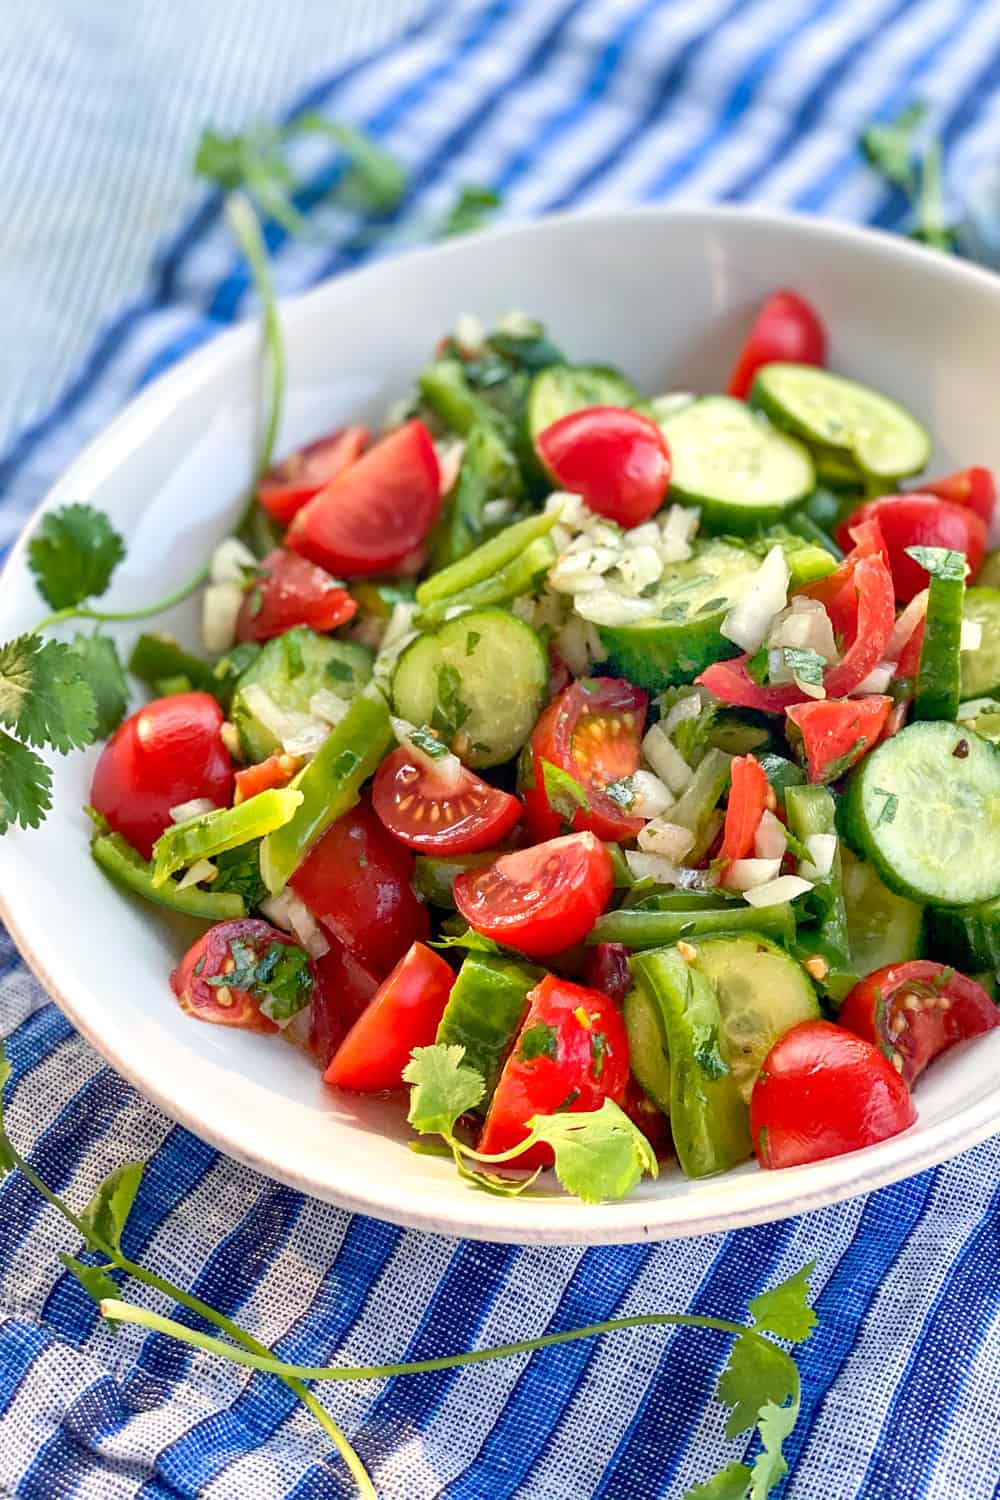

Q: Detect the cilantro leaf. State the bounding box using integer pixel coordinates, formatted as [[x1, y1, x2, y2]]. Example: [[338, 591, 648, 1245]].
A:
[[454, 1154, 540, 1197], [81, 1161, 144, 1253], [523, 1098, 658, 1204], [781, 646, 826, 687], [0, 635, 97, 752], [433, 928, 503, 956], [519, 1022, 559, 1062], [212, 842, 267, 910], [746, 647, 770, 686], [861, 101, 927, 192], [404, 1044, 486, 1137], [432, 663, 471, 743], [0, 1044, 15, 1176], [693, 1023, 728, 1080], [438, 184, 501, 238], [28, 504, 125, 609], [717, 1333, 797, 1438], [684, 1462, 753, 1500], [540, 759, 590, 823], [749, 1399, 797, 1500], [748, 1261, 818, 1343], [0, 729, 53, 834], [905, 545, 967, 581], [205, 937, 314, 1021], [69, 633, 128, 738], [295, 116, 407, 213], [57, 1254, 121, 1320], [603, 776, 636, 810]]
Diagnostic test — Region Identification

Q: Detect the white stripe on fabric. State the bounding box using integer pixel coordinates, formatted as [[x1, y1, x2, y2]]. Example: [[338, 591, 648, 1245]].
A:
[[929, 1303, 1000, 1500]]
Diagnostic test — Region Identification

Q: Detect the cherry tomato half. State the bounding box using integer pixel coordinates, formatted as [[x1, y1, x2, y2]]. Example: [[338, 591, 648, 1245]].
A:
[[90, 692, 233, 860], [836, 495, 986, 603], [289, 796, 429, 978], [170, 919, 304, 1033], [919, 467, 996, 527], [536, 406, 672, 529], [727, 290, 827, 400], [785, 696, 893, 784], [522, 678, 648, 843], [839, 961, 998, 1088], [372, 747, 523, 854], [718, 753, 768, 880], [308, 939, 381, 1070], [258, 425, 369, 526], [287, 419, 441, 577], [478, 974, 630, 1164], [453, 832, 614, 959], [324, 941, 456, 1092], [750, 1019, 915, 1169], [235, 548, 357, 642]]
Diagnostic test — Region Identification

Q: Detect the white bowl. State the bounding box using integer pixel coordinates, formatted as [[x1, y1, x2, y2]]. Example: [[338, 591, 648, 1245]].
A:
[[3, 205, 999, 1245]]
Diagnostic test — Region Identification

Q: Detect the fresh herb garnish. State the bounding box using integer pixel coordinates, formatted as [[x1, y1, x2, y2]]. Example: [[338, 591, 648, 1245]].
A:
[[212, 842, 268, 909], [781, 646, 826, 687], [872, 787, 899, 827], [325, 656, 356, 684], [283, 631, 305, 678], [540, 758, 591, 824], [519, 1022, 559, 1062], [432, 663, 472, 742], [860, 102, 958, 251], [905, 544, 967, 581], [28, 504, 126, 610], [746, 645, 770, 685], [438, 184, 501, 238], [693, 1022, 729, 1080], [604, 776, 636, 810], [408, 723, 449, 761], [206, 936, 313, 1020]]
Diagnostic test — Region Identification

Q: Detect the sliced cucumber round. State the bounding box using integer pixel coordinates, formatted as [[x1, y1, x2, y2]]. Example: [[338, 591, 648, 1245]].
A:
[[961, 587, 1000, 700], [526, 362, 639, 443], [690, 934, 820, 1101], [841, 847, 924, 977], [844, 721, 1000, 905], [927, 895, 1000, 973], [391, 608, 547, 768], [623, 986, 671, 1116], [659, 396, 814, 531], [597, 537, 758, 689], [231, 629, 373, 762], [751, 363, 931, 480], [811, 442, 866, 492]]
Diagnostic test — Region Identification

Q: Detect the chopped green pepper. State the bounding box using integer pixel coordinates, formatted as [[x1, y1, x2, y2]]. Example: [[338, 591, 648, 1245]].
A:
[[591, 901, 796, 949], [128, 634, 218, 694], [418, 356, 511, 439], [416, 509, 561, 609], [92, 832, 245, 920], [418, 535, 556, 627], [785, 783, 854, 1002], [432, 421, 524, 569], [413, 851, 496, 907], [152, 788, 303, 887]]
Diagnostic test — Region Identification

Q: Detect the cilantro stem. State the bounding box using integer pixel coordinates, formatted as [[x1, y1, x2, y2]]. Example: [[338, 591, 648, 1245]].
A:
[[31, 568, 210, 634], [225, 191, 285, 507]]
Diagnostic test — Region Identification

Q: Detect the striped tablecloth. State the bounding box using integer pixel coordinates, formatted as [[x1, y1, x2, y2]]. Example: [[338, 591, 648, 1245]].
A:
[[3, 3, 1000, 1496]]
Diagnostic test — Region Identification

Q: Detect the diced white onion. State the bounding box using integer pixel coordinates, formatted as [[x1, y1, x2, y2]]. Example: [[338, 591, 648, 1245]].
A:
[[201, 580, 244, 653], [888, 589, 929, 660], [239, 684, 328, 758], [961, 619, 983, 652], [801, 832, 837, 881], [722, 545, 789, 653], [482, 497, 516, 526], [724, 857, 783, 892], [169, 798, 216, 824], [220, 722, 243, 760], [658, 504, 700, 562], [545, 490, 591, 531], [434, 439, 466, 497], [754, 809, 787, 861], [853, 662, 896, 695], [744, 875, 814, 907], [629, 769, 674, 819], [390, 716, 464, 788], [454, 312, 485, 353], [625, 849, 711, 888], [616, 544, 663, 596], [642, 723, 694, 794], [281, 1006, 314, 1050], [768, 596, 838, 662], [637, 819, 694, 861], [309, 690, 350, 725], [554, 614, 603, 676], [548, 547, 620, 593], [176, 858, 218, 890], [623, 522, 661, 550], [574, 589, 658, 626], [661, 690, 707, 735], [260, 891, 330, 959], [210, 537, 257, 584], [496, 308, 536, 337]]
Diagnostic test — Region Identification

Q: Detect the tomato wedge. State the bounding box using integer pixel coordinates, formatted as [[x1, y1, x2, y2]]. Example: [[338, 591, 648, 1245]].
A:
[[727, 290, 826, 400], [289, 797, 429, 978], [454, 832, 614, 959], [477, 974, 629, 1164], [797, 518, 889, 639], [839, 961, 998, 1088], [522, 679, 648, 842], [750, 1019, 915, 1169], [324, 942, 456, 1092], [235, 548, 357, 642], [170, 919, 308, 1033], [287, 419, 441, 577], [919, 467, 996, 527], [718, 753, 768, 880], [786, 697, 892, 784], [308, 940, 381, 1069], [536, 407, 672, 528], [258, 425, 369, 525], [836, 494, 986, 603], [90, 692, 233, 860], [233, 752, 302, 805], [372, 746, 522, 854]]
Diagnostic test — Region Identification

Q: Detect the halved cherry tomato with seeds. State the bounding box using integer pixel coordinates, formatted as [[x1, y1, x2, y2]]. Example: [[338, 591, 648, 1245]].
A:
[[536, 407, 672, 528], [454, 832, 614, 959], [235, 548, 357, 642], [786, 697, 892, 784], [839, 961, 998, 1087], [324, 942, 456, 1092], [170, 919, 307, 1033], [727, 290, 826, 400], [522, 679, 648, 842], [258, 425, 369, 526], [308, 940, 381, 1069], [836, 495, 986, 603], [477, 974, 629, 1165], [718, 754, 768, 881], [233, 752, 303, 805], [372, 747, 522, 854]]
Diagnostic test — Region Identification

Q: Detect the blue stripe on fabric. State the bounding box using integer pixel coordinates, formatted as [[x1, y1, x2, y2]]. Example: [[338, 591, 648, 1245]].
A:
[[1, 1005, 74, 1099], [0, 1320, 52, 1415]]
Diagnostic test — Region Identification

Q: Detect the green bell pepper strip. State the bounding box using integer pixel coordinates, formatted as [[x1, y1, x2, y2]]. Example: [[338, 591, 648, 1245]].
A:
[[629, 947, 751, 1179], [152, 788, 303, 887], [93, 832, 246, 920], [418, 536, 557, 627], [418, 357, 510, 439], [431, 422, 524, 570], [260, 692, 393, 895], [590, 901, 796, 949], [912, 548, 966, 722], [415, 510, 560, 608], [785, 783, 854, 1002], [602, 842, 633, 890], [668, 748, 732, 834], [128, 634, 218, 694]]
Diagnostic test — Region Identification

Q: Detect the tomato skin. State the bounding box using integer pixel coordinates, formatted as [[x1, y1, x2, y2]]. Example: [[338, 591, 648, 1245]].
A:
[[798, 518, 889, 640], [454, 832, 614, 959], [233, 752, 302, 805], [839, 961, 998, 1088], [478, 974, 630, 1165], [750, 1019, 915, 1169], [308, 940, 381, 1070], [836, 495, 986, 603], [324, 942, 456, 1092], [258, 425, 369, 525], [170, 919, 299, 1033], [289, 797, 429, 978], [581, 942, 632, 1005], [372, 747, 523, 854], [727, 290, 826, 400], [287, 420, 442, 577], [522, 679, 648, 843], [90, 692, 233, 860], [622, 1077, 673, 1158], [718, 754, 768, 878], [235, 549, 357, 642], [786, 697, 892, 784], [919, 467, 996, 526], [536, 407, 672, 528]]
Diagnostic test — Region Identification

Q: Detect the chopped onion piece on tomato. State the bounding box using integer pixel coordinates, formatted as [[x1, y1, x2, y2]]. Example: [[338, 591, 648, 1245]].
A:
[[169, 798, 217, 824], [744, 875, 814, 907], [888, 588, 929, 660], [210, 537, 257, 584], [625, 849, 712, 888], [260, 890, 330, 958], [853, 661, 897, 695], [754, 809, 788, 861], [801, 832, 837, 881], [176, 858, 218, 890], [238, 684, 328, 758], [629, 769, 674, 819], [641, 723, 694, 794], [961, 618, 983, 652], [389, 716, 464, 788], [768, 596, 838, 661], [725, 857, 783, 892], [722, 545, 789, 654], [636, 818, 694, 861], [202, 580, 244, 653]]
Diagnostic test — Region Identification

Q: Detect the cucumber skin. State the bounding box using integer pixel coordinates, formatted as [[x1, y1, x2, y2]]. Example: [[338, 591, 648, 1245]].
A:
[[598, 615, 739, 690], [961, 587, 1000, 700], [914, 572, 964, 723], [435, 954, 539, 1109], [623, 987, 671, 1117], [927, 899, 1000, 973]]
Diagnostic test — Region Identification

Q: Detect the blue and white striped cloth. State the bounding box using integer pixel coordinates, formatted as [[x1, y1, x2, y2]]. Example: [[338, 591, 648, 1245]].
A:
[[3, 3, 1000, 1495]]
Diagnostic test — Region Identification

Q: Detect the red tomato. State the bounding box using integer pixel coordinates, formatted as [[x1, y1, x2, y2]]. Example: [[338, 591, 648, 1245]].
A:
[[289, 797, 429, 978], [478, 974, 629, 1165], [90, 692, 233, 860], [170, 919, 305, 1033], [622, 1077, 673, 1158], [536, 407, 672, 528], [522, 679, 648, 843], [581, 942, 632, 1005], [308, 940, 381, 1069], [372, 747, 522, 854], [798, 518, 890, 640], [839, 961, 998, 1088], [836, 495, 986, 603], [454, 833, 614, 959], [287, 420, 441, 577], [919, 467, 996, 526], [750, 1019, 915, 1169], [324, 942, 456, 1092], [235, 548, 357, 642], [258, 425, 369, 526], [786, 697, 892, 784], [718, 754, 768, 880], [233, 752, 302, 805], [727, 290, 827, 400]]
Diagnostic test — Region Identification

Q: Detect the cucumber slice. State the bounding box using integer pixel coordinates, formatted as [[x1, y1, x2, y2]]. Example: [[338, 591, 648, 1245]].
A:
[[231, 629, 373, 763], [843, 721, 1000, 905], [623, 986, 671, 1115], [690, 934, 820, 1101], [660, 396, 814, 531], [391, 608, 547, 768], [413, 852, 495, 907], [927, 895, 1000, 973], [841, 848, 924, 976], [914, 556, 965, 723], [976, 549, 1000, 591], [961, 587, 1000, 699], [436, 953, 539, 1108], [597, 537, 758, 689], [751, 363, 931, 480], [811, 443, 867, 492], [526, 363, 639, 449]]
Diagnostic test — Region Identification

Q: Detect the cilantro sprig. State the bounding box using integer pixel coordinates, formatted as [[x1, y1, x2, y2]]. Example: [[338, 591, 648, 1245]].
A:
[[861, 101, 957, 251]]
